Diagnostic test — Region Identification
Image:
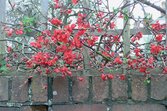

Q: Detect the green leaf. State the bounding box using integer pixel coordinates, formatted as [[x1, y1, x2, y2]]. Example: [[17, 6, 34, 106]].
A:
[[146, 79, 151, 84], [0, 66, 8, 72], [113, 8, 119, 14], [144, 78, 151, 85], [22, 16, 35, 26], [124, 14, 129, 21], [123, 57, 128, 63], [109, 69, 113, 73], [0, 59, 8, 73]]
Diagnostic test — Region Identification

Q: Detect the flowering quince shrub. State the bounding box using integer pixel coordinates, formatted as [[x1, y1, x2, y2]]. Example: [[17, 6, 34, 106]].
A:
[[1, 0, 167, 82]]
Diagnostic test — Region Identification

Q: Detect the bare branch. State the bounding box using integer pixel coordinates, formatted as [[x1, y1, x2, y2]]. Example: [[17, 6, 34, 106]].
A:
[[136, 0, 165, 14]]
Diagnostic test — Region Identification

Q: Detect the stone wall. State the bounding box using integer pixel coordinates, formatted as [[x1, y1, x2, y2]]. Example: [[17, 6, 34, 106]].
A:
[[0, 74, 167, 111]]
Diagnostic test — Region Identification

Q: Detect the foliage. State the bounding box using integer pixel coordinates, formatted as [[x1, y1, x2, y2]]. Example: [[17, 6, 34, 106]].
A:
[[1, 0, 167, 81]]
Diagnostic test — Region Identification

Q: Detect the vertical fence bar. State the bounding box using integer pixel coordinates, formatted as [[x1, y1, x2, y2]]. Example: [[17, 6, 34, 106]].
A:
[[123, 1, 130, 58], [40, 0, 51, 111], [0, 0, 6, 58], [123, 0, 131, 99], [47, 77, 53, 111], [165, 1, 167, 46], [40, 0, 49, 30], [82, 0, 91, 71]]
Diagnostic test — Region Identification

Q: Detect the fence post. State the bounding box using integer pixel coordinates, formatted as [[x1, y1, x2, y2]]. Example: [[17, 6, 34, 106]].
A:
[[40, 0, 49, 30], [40, 0, 52, 111], [165, 1, 167, 46], [82, 0, 91, 71], [123, 0, 131, 99], [123, 1, 130, 58], [0, 0, 6, 58]]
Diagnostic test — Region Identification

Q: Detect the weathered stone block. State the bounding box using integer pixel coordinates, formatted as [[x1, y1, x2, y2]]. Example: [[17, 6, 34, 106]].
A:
[[132, 76, 147, 101], [92, 77, 108, 101], [151, 75, 167, 100], [112, 104, 166, 111], [0, 108, 19, 111], [11, 76, 28, 102], [53, 77, 69, 102], [0, 77, 8, 101], [32, 76, 47, 102], [53, 104, 107, 111], [72, 77, 89, 102], [112, 78, 128, 100], [20, 106, 47, 111]]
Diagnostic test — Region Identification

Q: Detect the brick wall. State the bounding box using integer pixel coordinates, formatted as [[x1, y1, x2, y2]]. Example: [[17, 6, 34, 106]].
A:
[[0, 74, 167, 111]]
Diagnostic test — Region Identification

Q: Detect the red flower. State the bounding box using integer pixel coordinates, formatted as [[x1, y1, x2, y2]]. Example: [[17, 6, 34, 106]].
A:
[[54, 3, 60, 9], [52, 29, 69, 43], [45, 68, 51, 74], [107, 74, 114, 79], [102, 51, 111, 57], [151, 21, 162, 31], [96, 11, 104, 18], [163, 67, 167, 73], [60, 66, 72, 76], [54, 68, 60, 73], [114, 57, 122, 64], [26, 60, 33, 68], [47, 58, 57, 66], [6, 28, 13, 37], [30, 42, 42, 49], [72, 0, 78, 5], [15, 29, 23, 35], [56, 45, 67, 52], [65, 24, 76, 33], [7, 46, 12, 53], [97, 28, 102, 32], [136, 32, 143, 40], [54, 0, 59, 3], [150, 44, 163, 55], [155, 34, 163, 42], [72, 36, 82, 48], [110, 22, 115, 29], [78, 77, 84, 81], [135, 32, 143, 40], [131, 37, 137, 42], [66, 9, 72, 14], [119, 74, 126, 80], [101, 74, 107, 81], [63, 50, 76, 65], [113, 35, 120, 42], [87, 36, 98, 46], [139, 66, 147, 73], [42, 30, 51, 36], [134, 48, 141, 56], [131, 32, 143, 42], [118, 13, 123, 18], [148, 56, 154, 64], [6, 64, 11, 68], [32, 52, 50, 66], [50, 18, 62, 26]]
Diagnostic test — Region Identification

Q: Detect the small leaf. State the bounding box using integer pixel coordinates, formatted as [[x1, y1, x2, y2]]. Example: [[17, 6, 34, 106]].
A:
[[144, 78, 151, 85], [113, 8, 119, 14], [147, 79, 151, 84], [123, 58, 128, 63], [0, 66, 8, 72], [124, 14, 129, 21]]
